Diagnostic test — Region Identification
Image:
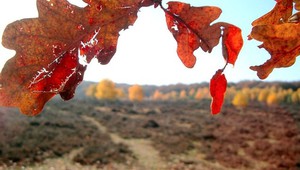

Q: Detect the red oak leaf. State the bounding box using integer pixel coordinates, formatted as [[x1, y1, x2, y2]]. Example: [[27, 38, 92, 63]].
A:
[[164, 2, 222, 68], [162, 1, 242, 114], [0, 0, 150, 115], [210, 70, 227, 115], [164, 2, 243, 68], [221, 24, 243, 66]]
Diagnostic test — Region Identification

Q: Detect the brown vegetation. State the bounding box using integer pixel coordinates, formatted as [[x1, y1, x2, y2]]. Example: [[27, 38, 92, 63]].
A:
[[2, 81, 299, 169], [0, 95, 299, 169]]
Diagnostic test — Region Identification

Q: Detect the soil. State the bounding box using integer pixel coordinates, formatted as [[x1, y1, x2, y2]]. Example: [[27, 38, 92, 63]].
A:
[[0, 99, 299, 170]]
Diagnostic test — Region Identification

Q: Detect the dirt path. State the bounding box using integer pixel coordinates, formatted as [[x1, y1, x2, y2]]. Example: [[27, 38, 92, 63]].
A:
[[12, 148, 99, 170], [82, 115, 167, 170]]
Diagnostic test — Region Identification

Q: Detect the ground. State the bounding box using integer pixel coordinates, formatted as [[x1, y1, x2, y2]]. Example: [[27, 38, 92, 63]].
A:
[[0, 99, 299, 170]]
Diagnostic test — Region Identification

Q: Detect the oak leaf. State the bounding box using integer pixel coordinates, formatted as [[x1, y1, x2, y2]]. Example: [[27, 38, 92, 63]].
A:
[[249, 0, 300, 79], [1, 0, 243, 115], [164, 2, 243, 68], [250, 23, 300, 79], [251, 0, 293, 26], [222, 24, 243, 66], [210, 70, 227, 115], [0, 0, 151, 115], [163, 1, 242, 114], [296, 0, 300, 10]]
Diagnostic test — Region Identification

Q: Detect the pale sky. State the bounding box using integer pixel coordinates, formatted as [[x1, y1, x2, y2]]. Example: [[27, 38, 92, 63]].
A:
[[0, 0, 299, 85]]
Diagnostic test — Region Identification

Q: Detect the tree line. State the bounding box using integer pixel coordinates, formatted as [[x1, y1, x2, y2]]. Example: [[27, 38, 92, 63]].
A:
[[85, 79, 300, 107]]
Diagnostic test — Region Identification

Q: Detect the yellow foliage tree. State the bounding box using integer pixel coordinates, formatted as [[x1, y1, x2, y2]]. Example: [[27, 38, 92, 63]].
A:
[[179, 90, 187, 99], [291, 92, 299, 104], [152, 89, 164, 100], [232, 92, 249, 108], [266, 92, 279, 106], [194, 88, 203, 100], [250, 87, 260, 101], [167, 90, 178, 100], [116, 88, 126, 99], [225, 86, 237, 102], [95, 79, 118, 100], [128, 85, 144, 102], [188, 88, 196, 98], [257, 88, 269, 103], [85, 84, 97, 98]]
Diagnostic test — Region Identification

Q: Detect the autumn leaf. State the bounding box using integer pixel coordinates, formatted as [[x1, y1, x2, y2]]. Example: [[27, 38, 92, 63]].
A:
[[163, 2, 243, 68], [296, 0, 300, 10], [1, 0, 243, 115], [222, 24, 243, 66], [249, 0, 300, 79], [0, 0, 152, 115], [251, 0, 293, 26], [250, 23, 300, 79], [162, 1, 243, 114], [210, 70, 227, 115], [164, 2, 222, 68]]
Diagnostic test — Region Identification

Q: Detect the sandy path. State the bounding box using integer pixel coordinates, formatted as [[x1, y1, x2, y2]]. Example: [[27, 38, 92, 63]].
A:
[[82, 115, 167, 170]]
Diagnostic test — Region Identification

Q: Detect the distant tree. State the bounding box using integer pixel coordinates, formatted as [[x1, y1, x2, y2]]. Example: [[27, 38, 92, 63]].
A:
[[167, 90, 178, 100], [95, 79, 118, 100], [116, 88, 126, 99], [266, 92, 279, 106], [194, 87, 211, 100], [194, 88, 203, 100], [152, 89, 164, 100], [179, 90, 187, 100], [188, 88, 196, 98], [296, 89, 300, 103], [291, 92, 299, 104], [225, 86, 237, 102], [250, 87, 260, 101], [128, 85, 144, 102], [257, 88, 269, 103], [85, 84, 97, 98], [232, 91, 249, 108]]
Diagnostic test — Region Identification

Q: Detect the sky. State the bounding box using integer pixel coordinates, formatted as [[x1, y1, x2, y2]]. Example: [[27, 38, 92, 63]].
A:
[[0, 0, 299, 85]]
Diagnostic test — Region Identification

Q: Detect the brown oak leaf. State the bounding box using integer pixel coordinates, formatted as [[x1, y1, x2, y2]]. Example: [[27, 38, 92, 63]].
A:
[[250, 23, 300, 79], [0, 0, 152, 115], [249, 0, 300, 79], [251, 0, 293, 26], [164, 2, 222, 68]]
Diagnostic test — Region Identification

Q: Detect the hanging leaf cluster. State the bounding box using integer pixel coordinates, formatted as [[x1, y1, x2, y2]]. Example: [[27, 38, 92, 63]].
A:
[[2, 0, 295, 115]]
